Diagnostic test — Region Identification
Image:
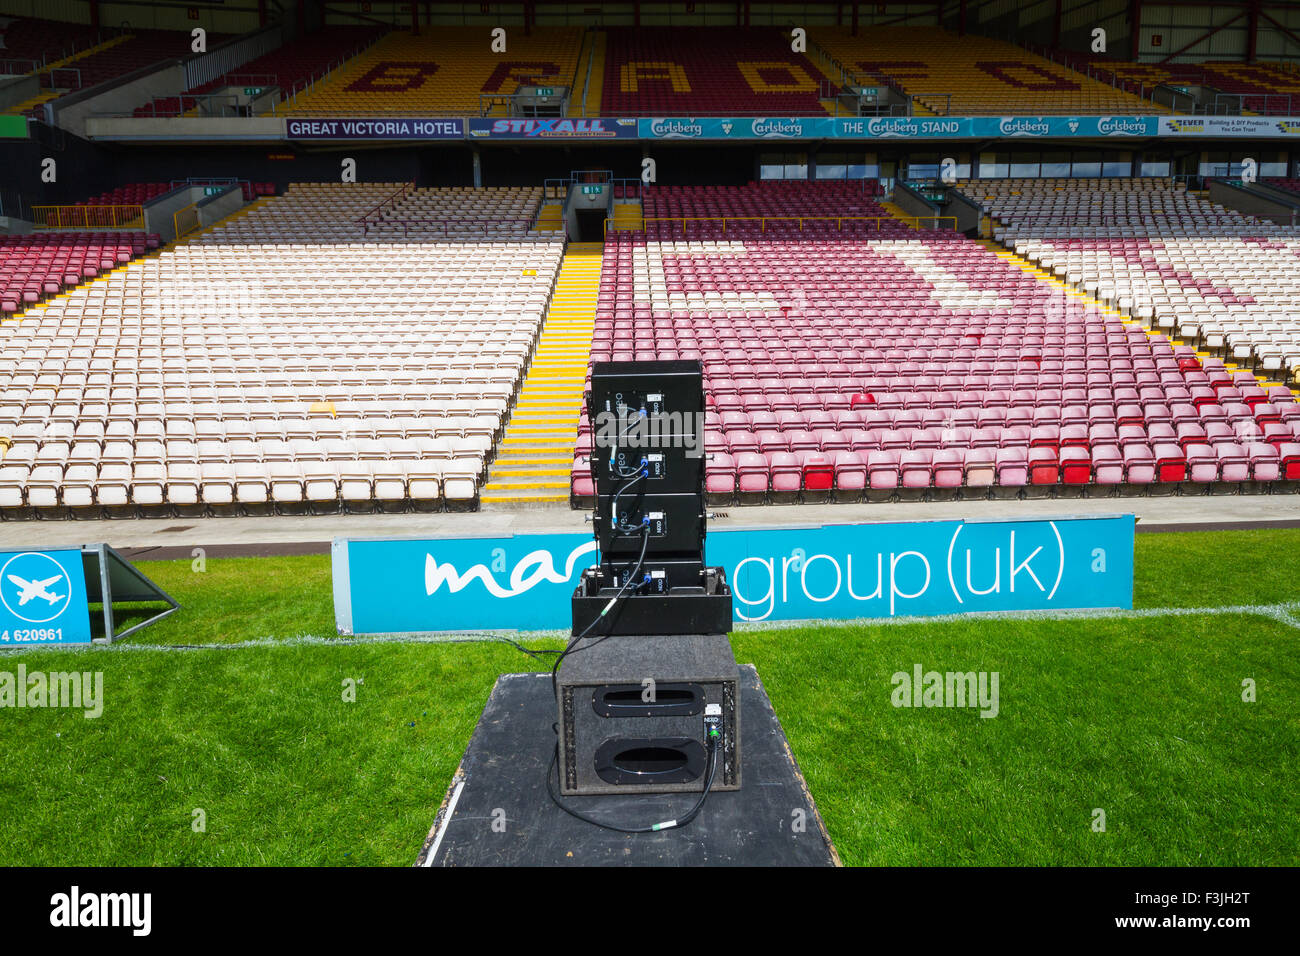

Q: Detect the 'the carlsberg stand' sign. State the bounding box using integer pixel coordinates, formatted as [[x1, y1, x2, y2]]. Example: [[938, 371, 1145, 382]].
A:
[[333, 515, 1135, 635]]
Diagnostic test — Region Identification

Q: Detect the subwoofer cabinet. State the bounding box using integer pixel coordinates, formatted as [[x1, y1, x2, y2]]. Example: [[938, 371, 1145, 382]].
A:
[[557, 633, 741, 796]]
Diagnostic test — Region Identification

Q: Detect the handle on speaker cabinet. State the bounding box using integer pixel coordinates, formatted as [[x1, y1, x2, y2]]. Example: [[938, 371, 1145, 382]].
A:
[[592, 683, 705, 718]]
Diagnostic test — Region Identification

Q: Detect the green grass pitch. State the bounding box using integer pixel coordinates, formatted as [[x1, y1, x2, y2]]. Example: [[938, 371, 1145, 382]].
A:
[[0, 529, 1296, 866]]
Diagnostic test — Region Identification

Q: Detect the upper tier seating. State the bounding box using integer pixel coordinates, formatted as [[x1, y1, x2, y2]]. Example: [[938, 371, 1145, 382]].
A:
[[132, 26, 387, 117], [2, 18, 228, 118], [78, 183, 173, 206], [285, 27, 583, 115], [1, 232, 158, 314], [1050, 54, 1300, 114], [600, 27, 830, 115], [964, 178, 1289, 241], [0, 15, 102, 66], [810, 26, 1161, 114], [1266, 178, 1300, 199], [636, 179, 902, 240], [0, 184, 564, 515], [958, 178, 1300, 379], [571, 181, 1299, 503]]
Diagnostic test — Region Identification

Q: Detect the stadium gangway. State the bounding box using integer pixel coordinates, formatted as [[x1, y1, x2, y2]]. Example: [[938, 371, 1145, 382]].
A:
[[1209, 92, 1297, 116], [30, 204, 145, 231], [0, 58, 38, 76], [40, 66, 81, 91], [990, 212, 1276, 228], [604, 215, 959, 236], [354, 182, 416, 231], [542, 170, 642, 201], [356, 217, 541, 238], [131, 92, 246, 117], [284, 31, 390, 108], [909, 92, 953, 116]]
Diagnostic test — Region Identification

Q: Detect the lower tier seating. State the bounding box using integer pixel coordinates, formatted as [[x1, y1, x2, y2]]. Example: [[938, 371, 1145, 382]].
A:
[[0, 184, 563, 516], [570, 183, 1299, 505]]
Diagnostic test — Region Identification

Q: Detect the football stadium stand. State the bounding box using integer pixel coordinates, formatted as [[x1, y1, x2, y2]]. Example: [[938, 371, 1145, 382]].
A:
[[0, 184, 565, 516], [1, 232, 158, 314], [132, 26, 387, 117], [810, 26, 1161, 115], [2, 17, 227, 118], [284, 27, 584, 115], [961, 178, 1300, 378], [569, 181, 1299, 504], [1267, 178, 1300, 199], [1045, 53, 1300, 114], [600, 27, 831, 115], [78, 183, 173, 206]]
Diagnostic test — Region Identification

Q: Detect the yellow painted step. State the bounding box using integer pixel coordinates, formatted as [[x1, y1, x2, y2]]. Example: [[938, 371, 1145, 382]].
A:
[[485, 241, 603, 500]]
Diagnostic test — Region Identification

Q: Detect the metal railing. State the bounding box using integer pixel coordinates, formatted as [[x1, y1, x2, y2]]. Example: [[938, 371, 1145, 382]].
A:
[[0, 58, 39, 76], [283, 31, 388, 110], [910, 92, 953, 116], [173, 202, 202, 240], [31, 204, 145, 230], [40, 67, 82, 91], [357, 217, 541, 238], [605, 215, 958, 236], [991, 211, 1274, 228], [1209, 92, 1298, 116], [542, 170, 642, 201], [183, 27, 282, 90], [0, 190, 31, 221], [132, 92, 252, 118], [355, 181, 416, 231]]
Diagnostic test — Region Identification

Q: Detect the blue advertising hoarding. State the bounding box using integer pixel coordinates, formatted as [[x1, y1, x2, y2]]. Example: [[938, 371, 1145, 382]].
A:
[[639, 116, 836, 139], [333, 515, 1135, 635], [276, 114, 1300, 143], [640, 115, 1160, 140], [0, 549, 93, 646], [466, 117, 640, 138]]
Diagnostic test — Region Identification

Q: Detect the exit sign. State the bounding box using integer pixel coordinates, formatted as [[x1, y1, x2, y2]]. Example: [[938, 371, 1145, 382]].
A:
[[244, 87, 265, 96], [581, 185, 603, 194], [534, 87, 554, 96]]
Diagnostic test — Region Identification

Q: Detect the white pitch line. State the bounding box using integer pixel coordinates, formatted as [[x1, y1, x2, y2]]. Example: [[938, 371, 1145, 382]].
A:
[[1, 602, 1297, 655], [421, 778, 464, 868]]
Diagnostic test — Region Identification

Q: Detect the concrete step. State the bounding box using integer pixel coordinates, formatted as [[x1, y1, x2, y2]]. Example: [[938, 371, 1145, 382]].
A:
[[488, 464, 571, 479], [480, 490, 570, 508], [482, 474, 570, 490]]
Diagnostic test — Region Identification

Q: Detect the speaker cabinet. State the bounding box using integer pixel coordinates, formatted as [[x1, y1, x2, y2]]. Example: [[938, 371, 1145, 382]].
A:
[[557, 633, 741, 796]]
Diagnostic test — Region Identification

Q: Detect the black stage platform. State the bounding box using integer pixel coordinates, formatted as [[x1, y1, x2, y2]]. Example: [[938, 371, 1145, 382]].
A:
[[418, 665, 839, 866]]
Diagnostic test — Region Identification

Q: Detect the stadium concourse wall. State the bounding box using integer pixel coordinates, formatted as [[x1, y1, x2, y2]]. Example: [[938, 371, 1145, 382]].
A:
[[1208, 178, 1300, 226]]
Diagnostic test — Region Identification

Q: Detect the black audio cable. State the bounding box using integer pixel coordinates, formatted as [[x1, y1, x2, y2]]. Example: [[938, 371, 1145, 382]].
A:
[[545, 524, 724, 834], [610, 468, 648, 534], [549, 522, 650, 700], [546, 723, 720, 834]]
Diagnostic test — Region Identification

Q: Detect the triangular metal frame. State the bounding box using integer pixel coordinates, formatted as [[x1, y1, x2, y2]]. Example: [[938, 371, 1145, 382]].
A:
[[81, 543, 181, 644]]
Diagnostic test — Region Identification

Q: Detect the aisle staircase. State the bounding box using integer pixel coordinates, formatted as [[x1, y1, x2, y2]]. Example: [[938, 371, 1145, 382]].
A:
[[5, 34, 132, 116], [481, 241, 602, 505], [981, 237, 1296, 395]]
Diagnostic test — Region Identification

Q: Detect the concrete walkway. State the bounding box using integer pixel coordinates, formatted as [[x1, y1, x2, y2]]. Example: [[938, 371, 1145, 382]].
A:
[[1, 494, 1297, 559]]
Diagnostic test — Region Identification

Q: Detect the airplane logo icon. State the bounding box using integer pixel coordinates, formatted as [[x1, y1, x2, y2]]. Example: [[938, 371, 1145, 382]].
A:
[[1, 552, 76, 624], [6, 573, 65, 607]]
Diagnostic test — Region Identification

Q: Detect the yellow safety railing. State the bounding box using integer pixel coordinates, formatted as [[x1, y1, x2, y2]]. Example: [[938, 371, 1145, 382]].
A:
[[30, 204, 145, 230], [173, 202, 202, 240], [604, 214, 959, 236]]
